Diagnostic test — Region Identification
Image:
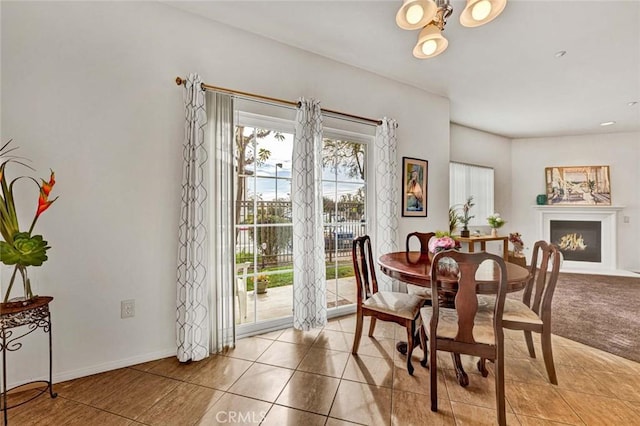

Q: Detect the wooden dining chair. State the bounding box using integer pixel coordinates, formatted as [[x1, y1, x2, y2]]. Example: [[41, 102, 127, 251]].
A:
[[352, 235, 424, 375], [478, 240, 562, 385], [405, 232, 435, 303], [419, 250, 508, 426]]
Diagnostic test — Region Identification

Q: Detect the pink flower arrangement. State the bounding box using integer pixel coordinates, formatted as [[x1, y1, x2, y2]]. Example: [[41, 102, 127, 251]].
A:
[[508, 232, 523, 245], [509, 232, 524, 256], [428, 236, 460, 254]]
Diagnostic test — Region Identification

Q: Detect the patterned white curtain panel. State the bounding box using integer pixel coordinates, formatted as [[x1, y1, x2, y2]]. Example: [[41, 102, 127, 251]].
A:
[[210, 92, 236, 353], [176, 73, 210, 362], [374, 118, 400, 291], [292, 98, 327, 331]]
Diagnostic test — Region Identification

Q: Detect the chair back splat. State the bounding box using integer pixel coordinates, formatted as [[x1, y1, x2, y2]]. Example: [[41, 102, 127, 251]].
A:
[[406, 231, 436, 254], [525, 240, 561, 319], [405, 232, 436, 302], [429, 251, 508, 351], [352, 235, 378, 300]]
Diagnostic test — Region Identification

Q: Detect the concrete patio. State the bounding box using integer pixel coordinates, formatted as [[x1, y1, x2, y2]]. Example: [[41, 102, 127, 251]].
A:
[[236, 277, 357, 324]]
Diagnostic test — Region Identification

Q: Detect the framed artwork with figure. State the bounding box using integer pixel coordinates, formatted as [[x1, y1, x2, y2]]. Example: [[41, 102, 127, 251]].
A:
[[402, 157, 428, 217]]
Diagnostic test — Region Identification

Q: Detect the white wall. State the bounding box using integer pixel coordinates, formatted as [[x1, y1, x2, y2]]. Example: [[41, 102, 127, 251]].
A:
[[1, 1, 450, 385], [450, 123, 513, 223], [510, 132, 640, 271]]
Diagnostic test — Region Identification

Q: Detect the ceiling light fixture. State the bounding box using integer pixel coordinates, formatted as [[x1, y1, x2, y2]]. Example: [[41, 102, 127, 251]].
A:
[[413, 20, 449, 58], [396, 0, 508, 59], [396, 0, 439, 30], [628, 101, 638, 107], [600, 121, 616, 127]]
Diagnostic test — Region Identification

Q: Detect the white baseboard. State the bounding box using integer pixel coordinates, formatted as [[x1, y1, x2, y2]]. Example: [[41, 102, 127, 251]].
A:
[[560, 267, 640, 278], [8, 348, 176, 390]]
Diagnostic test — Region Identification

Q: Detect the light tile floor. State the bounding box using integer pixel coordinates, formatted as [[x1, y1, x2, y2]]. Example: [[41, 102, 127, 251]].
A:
[[6, 314, 640, 425]]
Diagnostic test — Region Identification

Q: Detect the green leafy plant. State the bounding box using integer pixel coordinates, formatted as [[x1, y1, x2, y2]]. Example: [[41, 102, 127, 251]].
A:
[[0, 233, 50, 266], [487, 213, 506, 229], [457, 196, 475, 229], [0, 140, 58, 303], [448, 207, 459, 234], [243, 204, 293, 267]]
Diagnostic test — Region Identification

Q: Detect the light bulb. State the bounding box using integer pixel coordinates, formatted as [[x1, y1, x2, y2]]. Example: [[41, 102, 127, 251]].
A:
[[471, 0, 492, 21], [406, 4, 424, 25], [421, 39, 437, 56]]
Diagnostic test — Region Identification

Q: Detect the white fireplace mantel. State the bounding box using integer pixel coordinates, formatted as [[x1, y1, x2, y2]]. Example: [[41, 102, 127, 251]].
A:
[[533, 205, 625, 274], [533, 205, 625, 214]]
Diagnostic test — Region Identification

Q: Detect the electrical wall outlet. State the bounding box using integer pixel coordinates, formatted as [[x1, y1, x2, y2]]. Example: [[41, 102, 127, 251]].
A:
[[623, 216, 630, 224], [121, 299, 135, 319]]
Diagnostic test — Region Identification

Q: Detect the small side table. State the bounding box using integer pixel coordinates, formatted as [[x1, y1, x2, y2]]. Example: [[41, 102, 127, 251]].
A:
[[1, 296, 57, 425], [454, 235, 509, 259]]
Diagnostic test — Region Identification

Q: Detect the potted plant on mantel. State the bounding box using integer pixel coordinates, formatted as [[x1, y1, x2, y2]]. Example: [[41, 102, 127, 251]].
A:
[[0, 140, 58, 307]]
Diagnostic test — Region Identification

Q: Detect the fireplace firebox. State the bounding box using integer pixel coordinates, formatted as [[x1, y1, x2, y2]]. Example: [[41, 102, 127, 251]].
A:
[[550, 220, 601, 263]]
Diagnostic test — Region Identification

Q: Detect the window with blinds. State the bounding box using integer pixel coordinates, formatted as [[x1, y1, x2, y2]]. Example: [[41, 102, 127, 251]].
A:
[[449, 162, 494, 228]]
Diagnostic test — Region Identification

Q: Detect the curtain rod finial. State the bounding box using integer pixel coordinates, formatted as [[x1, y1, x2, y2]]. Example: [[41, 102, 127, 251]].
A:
[[176, 77, 184, 86]]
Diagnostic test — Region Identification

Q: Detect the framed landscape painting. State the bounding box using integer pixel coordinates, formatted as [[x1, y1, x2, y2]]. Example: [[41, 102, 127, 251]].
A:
[[544, 165, 611, 205], [402, 157, 428, 217]]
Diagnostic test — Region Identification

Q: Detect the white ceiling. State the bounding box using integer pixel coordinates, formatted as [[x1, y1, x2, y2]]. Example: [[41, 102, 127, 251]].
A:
[[166, 0, 640, 139]]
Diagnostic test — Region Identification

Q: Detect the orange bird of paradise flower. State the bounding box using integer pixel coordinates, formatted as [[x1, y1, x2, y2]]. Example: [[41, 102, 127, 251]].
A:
[[36, 170, 57, 217], [29, 170, 58, 233]]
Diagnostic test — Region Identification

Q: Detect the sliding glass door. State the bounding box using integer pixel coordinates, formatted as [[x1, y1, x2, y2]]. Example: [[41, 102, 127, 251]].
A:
[[322, 133, 369, 310], [233, 111, 371, 334], [234, 114, 295, 330]]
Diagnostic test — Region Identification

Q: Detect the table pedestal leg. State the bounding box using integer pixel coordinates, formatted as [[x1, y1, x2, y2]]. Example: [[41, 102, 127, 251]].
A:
[[396, 327, 423, 355], [396, 303, 430, 357], [452, 353, 470, 387], [477, 358, 489, 377], [394, 325, 475, 387]]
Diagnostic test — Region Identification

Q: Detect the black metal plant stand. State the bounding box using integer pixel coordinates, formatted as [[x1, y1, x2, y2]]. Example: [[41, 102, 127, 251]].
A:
[[1, 296, 57, 425]]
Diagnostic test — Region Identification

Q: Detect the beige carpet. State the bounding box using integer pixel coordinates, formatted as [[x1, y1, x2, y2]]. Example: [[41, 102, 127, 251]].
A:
[[549, 272, 640, 362]]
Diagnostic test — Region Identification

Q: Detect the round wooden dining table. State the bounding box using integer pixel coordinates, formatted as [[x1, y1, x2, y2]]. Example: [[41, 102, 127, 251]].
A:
[[379, 251, 530, 294], [378, 251, 531, 386]]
